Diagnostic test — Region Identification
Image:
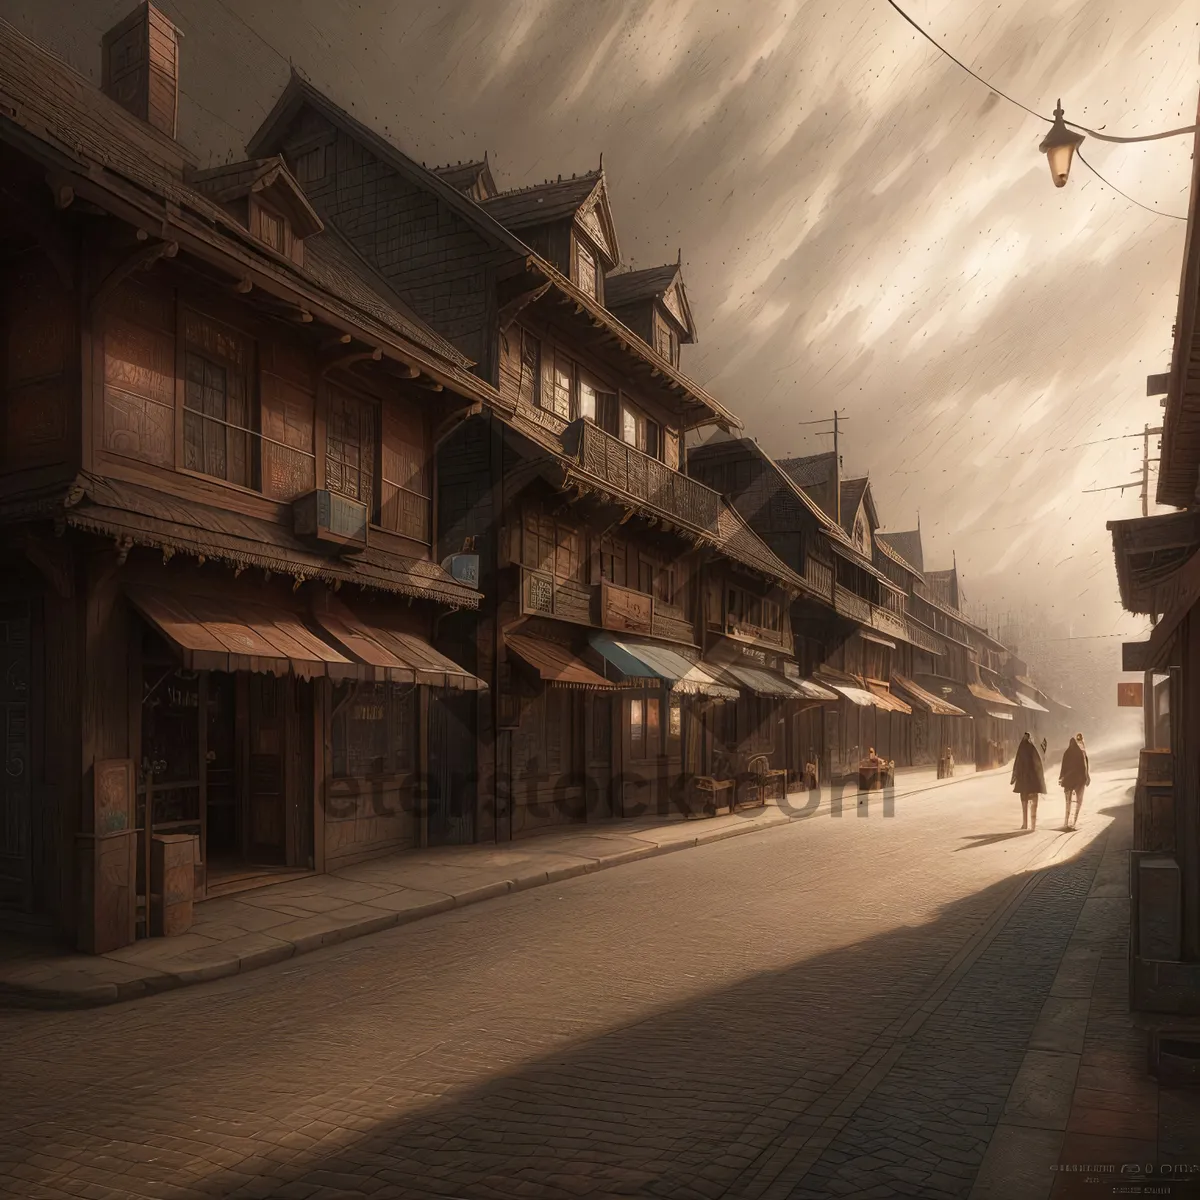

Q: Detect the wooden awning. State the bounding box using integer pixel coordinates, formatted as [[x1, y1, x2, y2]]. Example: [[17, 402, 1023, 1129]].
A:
[[127, 586, 358, 679], [311, 602, 485, 690], [588, 633, 738, 699], [891, 674, 968, 717], [867, 683, 912, 715], [506, 633, 616, 690]]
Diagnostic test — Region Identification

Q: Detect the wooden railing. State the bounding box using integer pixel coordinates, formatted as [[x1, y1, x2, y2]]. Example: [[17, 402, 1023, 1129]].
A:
[[834, 584, 871, 623], [725, 619, 784, 647], [518, 569, 696, 644], [565, 419, 720, 532], [802, 556, 834, 599]]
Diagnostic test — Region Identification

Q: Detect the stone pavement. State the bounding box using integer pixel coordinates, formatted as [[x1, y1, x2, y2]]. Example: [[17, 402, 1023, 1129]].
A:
[[969, 801, 1200, 1200], [0, 763, 1177, 1200], [0, 764, 988, 1009]]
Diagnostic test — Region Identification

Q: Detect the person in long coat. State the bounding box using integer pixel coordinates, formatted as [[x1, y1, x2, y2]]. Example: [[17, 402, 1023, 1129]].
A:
[[1011, 731, 1047, 830], [1059, 733, 1090, 830]]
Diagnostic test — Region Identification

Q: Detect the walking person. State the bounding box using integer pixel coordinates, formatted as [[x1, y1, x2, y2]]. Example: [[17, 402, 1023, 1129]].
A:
[[1059, 733, 1090, 830], [1011, 731, 1046, 831]]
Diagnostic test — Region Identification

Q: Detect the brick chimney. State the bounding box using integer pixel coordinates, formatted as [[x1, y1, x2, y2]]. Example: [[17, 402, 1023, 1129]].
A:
[[101, 3, 180, 139]]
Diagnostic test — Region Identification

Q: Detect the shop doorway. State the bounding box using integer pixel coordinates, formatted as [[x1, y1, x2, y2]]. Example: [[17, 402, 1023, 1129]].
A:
[[139, 653, 314, 913]]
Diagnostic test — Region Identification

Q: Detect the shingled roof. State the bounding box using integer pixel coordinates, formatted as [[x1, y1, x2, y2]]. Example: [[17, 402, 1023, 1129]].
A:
[[877, 530, 925, 573], [605, 261, 697, 342], [432, 157, 497, 201], [187, 156, 324, 238], [481, 171, 601, 229], [839, 477, 872, 535], [0, 21, 492, 397]]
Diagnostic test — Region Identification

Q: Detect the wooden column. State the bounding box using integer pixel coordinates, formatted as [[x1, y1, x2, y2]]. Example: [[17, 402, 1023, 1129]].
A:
[[418, 685, 430, 849]]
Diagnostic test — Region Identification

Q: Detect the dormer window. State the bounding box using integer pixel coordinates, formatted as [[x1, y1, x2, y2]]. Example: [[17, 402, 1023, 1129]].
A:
[[259, 206, 286, 254], [652, 308, 678, 367], [575, 239, 598, 299]]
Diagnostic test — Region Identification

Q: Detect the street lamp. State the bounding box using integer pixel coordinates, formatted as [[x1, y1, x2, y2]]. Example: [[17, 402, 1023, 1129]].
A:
[[1039, 101, 1085, 188], [1037, 100, 1197, 190]]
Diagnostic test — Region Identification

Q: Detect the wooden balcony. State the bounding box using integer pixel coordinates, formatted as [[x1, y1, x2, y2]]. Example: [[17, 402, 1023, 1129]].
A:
[[724, 619, 784, 648], [802, 556, 833, 599], [833, 584, 871, 623], [518, 569, 696, 644], [870, 605, 908, 643], [565, 419, 720, 532]]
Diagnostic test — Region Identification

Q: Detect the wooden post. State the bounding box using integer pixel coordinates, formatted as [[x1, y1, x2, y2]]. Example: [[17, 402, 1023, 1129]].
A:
[[418, 685, 430, 849]]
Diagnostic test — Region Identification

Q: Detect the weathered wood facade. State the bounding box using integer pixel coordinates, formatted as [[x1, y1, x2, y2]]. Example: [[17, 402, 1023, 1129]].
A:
[[0, 7, 492, 949]]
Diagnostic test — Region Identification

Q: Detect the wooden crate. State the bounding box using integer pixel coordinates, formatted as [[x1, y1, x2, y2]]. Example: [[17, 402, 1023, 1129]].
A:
[[150, 833, 198, 937]]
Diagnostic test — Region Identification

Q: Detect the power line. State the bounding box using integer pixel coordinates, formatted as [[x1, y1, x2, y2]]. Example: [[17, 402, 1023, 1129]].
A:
[[1078, 151, 1187, 222], [882, 0, 1190, 220]]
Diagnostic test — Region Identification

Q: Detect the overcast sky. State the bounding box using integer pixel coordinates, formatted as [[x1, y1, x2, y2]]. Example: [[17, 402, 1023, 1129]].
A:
[[13, 0, 1196, 644]]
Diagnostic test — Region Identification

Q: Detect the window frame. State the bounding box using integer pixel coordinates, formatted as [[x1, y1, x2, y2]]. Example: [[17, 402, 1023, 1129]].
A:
[[330, 682, 418, 779]]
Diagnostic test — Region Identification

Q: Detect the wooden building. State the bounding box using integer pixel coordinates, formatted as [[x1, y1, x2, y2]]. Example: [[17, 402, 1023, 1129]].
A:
[[0, 8, 494, 950], [245, 78, 831, 833], [1109, 92, 1200, 1012], [687, 438, 947, 780]]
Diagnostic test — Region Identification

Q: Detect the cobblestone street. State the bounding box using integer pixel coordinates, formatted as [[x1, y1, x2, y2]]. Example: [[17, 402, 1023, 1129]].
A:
[[0, 765, 1149, 1199]]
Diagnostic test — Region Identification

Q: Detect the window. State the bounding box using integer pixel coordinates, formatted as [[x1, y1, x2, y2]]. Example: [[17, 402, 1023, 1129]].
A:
[[654, 565, 675, 606], [259, 207, 286, 253], [578, 371, 614, 425], [575, 240, 598, 298], [638, 557, 654, 596], [325, 385, 378, 512], [629, 693, 661, 760], [522, 511, 581, 581], [669, 696, 682, 741], [331, 683, 417, 777], [653, 308, 676, 365], [621, 403, 659, 457], [182, 311, 253, 488], [290, 143, 326, 185], [600, 534, 627, 587], [579, 374, 597, 421], [762, 599, 781, 632], [540, 348, 572, 419], [380, 402, 431, 543]]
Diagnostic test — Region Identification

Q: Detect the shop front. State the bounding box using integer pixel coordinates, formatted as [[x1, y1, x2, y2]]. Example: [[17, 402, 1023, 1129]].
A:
[[588, 632, 737, 818], [121, 574, 485, 938], [891, 673, 973, 771]]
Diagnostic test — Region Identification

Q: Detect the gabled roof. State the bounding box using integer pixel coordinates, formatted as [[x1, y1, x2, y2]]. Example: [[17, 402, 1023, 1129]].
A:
[[605, 261, 697, 342], [187, 156, 324, 237], [840, 477, 875, 536], [779, 451, 836, 491], [248, 72, 533, 262], [481, 169, 620, 267], [874, 535, 924, 581], [432, 156, 497, 200], [247, 75, 739, 428], [878, 530, 924, 573], [0, 21, 489, 398]]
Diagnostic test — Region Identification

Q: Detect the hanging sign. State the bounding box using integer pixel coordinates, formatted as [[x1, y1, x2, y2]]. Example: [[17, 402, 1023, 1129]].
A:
[[1117, 682, 1144, 707]]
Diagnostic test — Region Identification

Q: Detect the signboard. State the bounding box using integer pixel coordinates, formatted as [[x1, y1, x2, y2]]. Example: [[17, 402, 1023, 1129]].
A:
[[600, 580, 653, 635], [1118, 682, 1144, 708], [1122, 641, 1150, 673]]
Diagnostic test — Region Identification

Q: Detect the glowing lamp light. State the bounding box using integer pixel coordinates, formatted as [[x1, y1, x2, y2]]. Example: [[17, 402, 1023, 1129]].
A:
[[1039, 101, 1086, 188]]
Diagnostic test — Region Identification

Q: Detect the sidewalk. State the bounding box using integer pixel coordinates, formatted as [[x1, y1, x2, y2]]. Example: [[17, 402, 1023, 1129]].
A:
[[970, 800, 1200, 1200], [0, 764, 987, 1009]]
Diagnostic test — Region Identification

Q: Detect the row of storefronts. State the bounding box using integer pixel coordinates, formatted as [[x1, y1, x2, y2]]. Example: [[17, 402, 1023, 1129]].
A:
[[0, 5, 1060, 953]]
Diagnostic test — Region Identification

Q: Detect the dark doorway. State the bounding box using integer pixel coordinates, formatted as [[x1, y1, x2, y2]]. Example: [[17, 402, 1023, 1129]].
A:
[[427, 689, 476, 846]]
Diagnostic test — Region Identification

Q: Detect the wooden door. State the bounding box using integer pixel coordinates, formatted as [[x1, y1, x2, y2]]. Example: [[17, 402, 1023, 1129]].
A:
[[0, 600, 32, 912], [428, 688, 477, 846], [247, 674, 286, 863], [587, 693, 613, 819]]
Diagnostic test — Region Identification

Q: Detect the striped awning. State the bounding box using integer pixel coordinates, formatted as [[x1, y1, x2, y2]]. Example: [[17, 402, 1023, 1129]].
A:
[[506, 633, 616, 690], [128, 586, 358, 679], [311, 601, 485, 690], [714, 662, 837, 700], [988, 710, 1015, 721], [589, 633, 737, 698]]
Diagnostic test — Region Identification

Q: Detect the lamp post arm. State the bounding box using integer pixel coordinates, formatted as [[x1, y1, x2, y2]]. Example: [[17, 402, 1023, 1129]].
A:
[[1065, 122, 1198, 144]]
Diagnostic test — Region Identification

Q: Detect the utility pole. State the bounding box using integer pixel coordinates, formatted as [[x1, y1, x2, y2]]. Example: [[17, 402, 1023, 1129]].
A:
[[834, 410, 841, 528]]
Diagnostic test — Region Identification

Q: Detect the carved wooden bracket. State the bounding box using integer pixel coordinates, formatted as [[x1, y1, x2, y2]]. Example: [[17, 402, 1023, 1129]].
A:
[[90, 240, 178, 318], [432, 401, 483, 449], [498, 281, 551, 332], [318, 346, 383, 377]]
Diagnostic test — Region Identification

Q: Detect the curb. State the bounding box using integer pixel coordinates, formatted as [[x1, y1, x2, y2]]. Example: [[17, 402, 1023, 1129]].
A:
[[0, 766, 1022, 1011]]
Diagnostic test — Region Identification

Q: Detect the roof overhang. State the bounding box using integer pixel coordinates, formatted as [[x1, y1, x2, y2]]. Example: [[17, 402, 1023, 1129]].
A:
[[1107, 509, 1200, 616]]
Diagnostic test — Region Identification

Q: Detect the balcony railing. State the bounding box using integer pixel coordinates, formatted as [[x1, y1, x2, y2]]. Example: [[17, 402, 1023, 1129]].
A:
[[870, 605, 908, 643], [565, 419, 720, 532], [518, 569, 696, 644], [802, 556, 833, 599], [724, 618, 785, 648], [833, 584, 871, 623]]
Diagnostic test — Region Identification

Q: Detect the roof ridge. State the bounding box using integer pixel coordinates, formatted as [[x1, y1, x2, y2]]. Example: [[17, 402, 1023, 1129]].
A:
[[486, 169, 602, 201]]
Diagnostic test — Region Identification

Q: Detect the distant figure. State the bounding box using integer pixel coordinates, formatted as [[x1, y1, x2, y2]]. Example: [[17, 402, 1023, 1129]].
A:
[[1011, 731, 1047, 831], [1059, 733, 1091, 830]]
